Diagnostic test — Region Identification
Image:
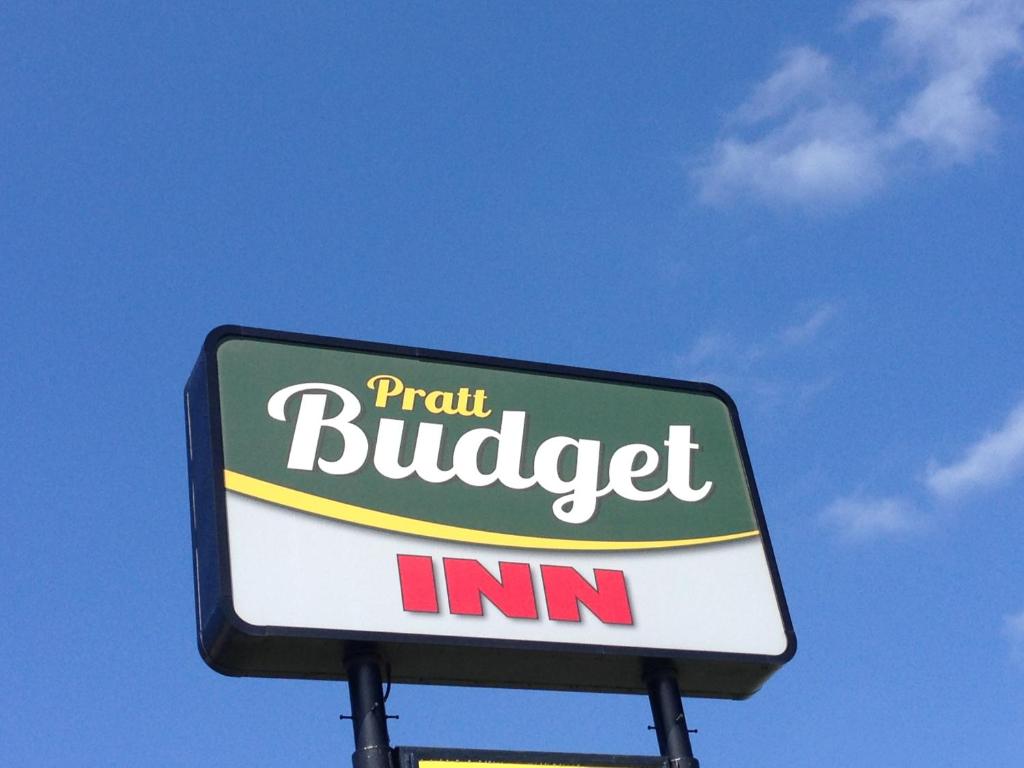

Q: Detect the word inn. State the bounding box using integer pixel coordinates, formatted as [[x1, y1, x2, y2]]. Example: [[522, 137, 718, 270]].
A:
[[396, 555, 634, 625]]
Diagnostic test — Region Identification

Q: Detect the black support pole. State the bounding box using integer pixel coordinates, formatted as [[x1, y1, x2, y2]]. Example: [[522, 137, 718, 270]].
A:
[[644, 661, 699, 768], [344, 645, 394, 768]]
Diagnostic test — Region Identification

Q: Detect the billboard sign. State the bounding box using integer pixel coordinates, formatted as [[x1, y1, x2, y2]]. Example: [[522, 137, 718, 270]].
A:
[[185, 326, 795, 697], [395, 746, 667, 768]]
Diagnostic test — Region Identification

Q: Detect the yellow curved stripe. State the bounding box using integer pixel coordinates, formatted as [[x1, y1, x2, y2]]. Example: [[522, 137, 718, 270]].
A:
[[223, 470, 760, 551]]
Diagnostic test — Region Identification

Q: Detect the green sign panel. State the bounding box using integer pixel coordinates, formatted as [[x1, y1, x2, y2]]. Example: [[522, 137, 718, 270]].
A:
[[216, 338, 758, 550]]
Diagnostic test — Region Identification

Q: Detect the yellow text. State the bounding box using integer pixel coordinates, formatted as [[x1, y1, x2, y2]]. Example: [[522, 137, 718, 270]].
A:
[[366, 374, 492, 418]]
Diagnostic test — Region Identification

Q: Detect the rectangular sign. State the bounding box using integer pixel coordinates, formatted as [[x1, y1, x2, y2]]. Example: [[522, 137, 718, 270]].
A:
[[396, 746, 668, 768], [185, 326, 795, 697]]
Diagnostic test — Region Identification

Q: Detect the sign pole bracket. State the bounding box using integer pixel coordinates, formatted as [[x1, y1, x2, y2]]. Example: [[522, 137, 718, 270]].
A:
[[345, 644, 396, 768], [644, 660, 700, 768]]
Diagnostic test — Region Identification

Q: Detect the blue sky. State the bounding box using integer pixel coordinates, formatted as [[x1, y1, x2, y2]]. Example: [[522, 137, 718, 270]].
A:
[[3, 1, 1023, 765]]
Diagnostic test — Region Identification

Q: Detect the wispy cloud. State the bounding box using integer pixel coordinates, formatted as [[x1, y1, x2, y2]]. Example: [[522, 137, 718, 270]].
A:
[[678, 302, 838, 375], [821, 495, 924, 540], [676, 303, 838, 413], [697, 86, 886, 205], [858, 0, 1024, 159], [676, 331, 760, 378], [926, 400, 1024, 499], [779, 304, 839, 346], [1006, 610, 1024, 666], [824, 396, 1024, 540], [732, 47, 834, 124], [695, 0, 1024, 206]]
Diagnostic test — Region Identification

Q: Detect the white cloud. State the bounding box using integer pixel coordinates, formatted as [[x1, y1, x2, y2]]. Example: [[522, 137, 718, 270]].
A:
[[926, 400, 1024, 499], [857, 0, 1024, 160], [679, 331, 736, 370], [820, 494, 923, 540], [677, 333, 752, 381], [677, 303, 836, 378], [1005, 609, 1024, 666], [733, 47, 834, 124], [779, 303, 839, 346], [853, 0, 1024, 77], [676, 304, 838, 415], [695, 0, 1024, 205], [697, 105, 886, 205], [826, 398, 1024, 542], [893, 69, 1000, 157]]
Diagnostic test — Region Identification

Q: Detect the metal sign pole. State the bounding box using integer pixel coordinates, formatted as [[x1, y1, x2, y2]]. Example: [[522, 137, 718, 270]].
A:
[[644, 661, 699, 768], [344, 645, 395, 768]]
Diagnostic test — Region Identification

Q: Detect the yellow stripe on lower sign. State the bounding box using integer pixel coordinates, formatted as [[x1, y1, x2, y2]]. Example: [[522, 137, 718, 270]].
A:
[[223, 469, 760, 551]]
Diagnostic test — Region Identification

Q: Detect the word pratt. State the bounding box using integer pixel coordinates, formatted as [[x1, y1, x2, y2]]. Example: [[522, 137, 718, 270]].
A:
[[396, 555, 634, 625], [267, 381, 714, 524], [367, 374, 491, 417]]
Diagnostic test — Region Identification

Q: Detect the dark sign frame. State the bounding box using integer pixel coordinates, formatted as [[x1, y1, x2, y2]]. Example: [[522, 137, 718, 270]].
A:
[[185, 325, 796, 698]]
